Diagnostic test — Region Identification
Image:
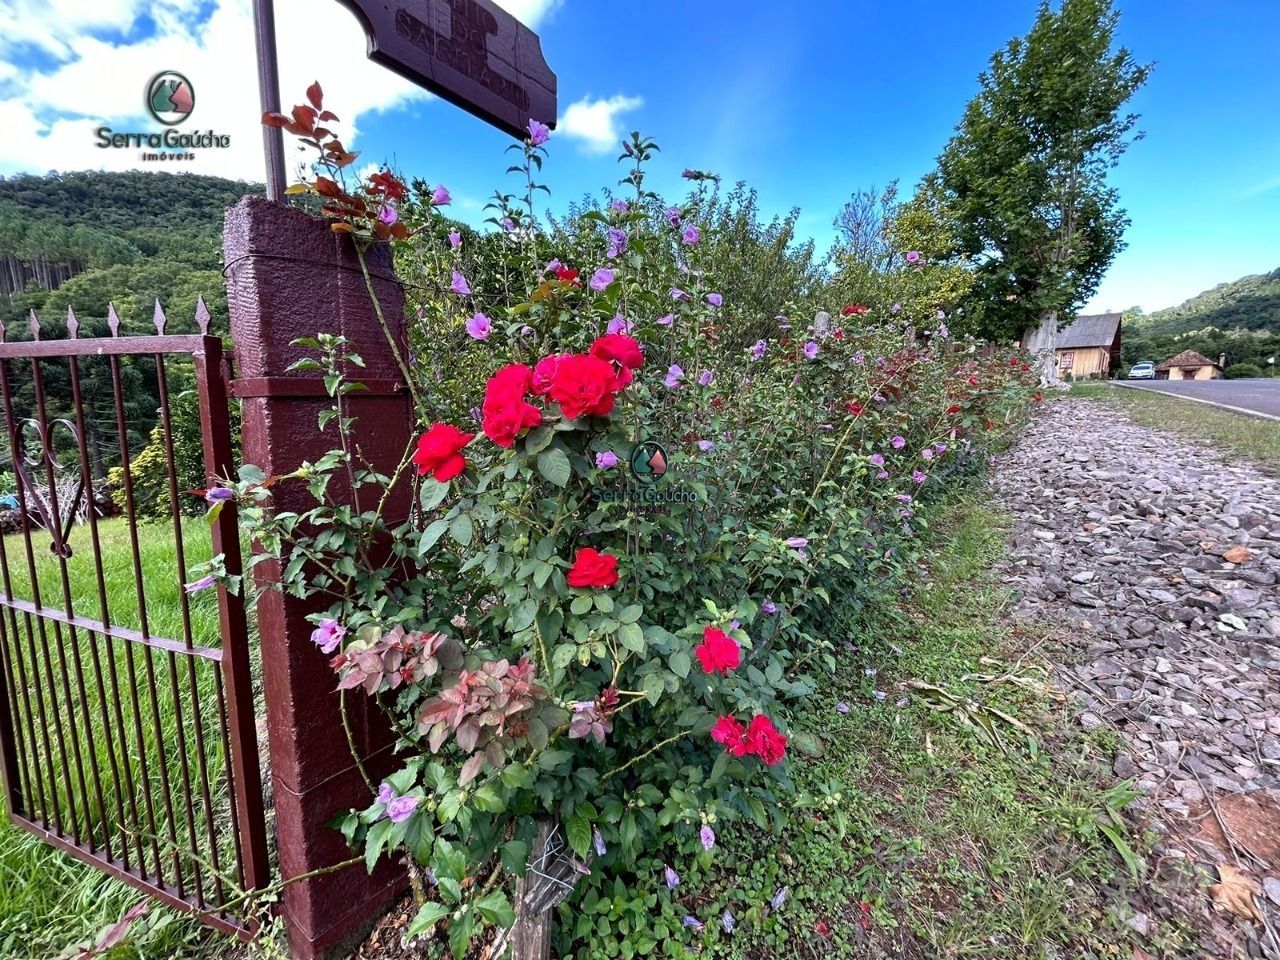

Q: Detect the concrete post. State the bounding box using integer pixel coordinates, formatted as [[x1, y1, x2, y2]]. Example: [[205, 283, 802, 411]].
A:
[[223, 196, 411, 958]]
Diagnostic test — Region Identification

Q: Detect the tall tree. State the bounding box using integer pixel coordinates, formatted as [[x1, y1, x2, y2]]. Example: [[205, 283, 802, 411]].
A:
[[937, 0, 1150, 378]]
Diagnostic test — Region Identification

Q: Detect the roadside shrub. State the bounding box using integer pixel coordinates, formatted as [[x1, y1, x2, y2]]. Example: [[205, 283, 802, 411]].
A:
[[216, 85, 1036, 958], [108, 388, 237, 519], [1224, 363, 1262, 379]]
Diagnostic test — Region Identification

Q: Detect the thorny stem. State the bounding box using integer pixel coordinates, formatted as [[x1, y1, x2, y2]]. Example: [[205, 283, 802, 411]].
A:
[[355, 244, 423, 419], [601, 730, 692, 784], [214, 855, 365, 916], [340, 689, 375, 791]]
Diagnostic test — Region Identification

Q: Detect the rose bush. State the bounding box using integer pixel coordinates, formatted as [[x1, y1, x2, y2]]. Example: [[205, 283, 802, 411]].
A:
[[217, 84, 1038, 957]]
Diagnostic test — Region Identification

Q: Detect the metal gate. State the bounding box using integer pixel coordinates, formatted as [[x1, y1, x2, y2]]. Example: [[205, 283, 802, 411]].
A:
[[0, 300, 269, 936]]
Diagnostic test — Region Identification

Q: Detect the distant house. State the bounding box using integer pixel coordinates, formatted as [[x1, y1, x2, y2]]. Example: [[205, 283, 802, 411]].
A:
[[1052, 312, 1123, 378], [1155, 350, 1223, 381]]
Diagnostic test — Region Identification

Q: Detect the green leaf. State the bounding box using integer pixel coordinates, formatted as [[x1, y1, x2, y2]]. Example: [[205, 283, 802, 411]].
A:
[[437, 790, 464, 823], [472, 784, 505, 813], [524, 425, 554, 455], [364, 818, 393, 874], [566, 810, 592, 859], [448, 911, 474, 960], [1098, 821, 1143, 879], [433, 837, 467, 883], [640, 672, 665, 705], [536, 447, 571, 487], [405, 902, 450, 939], [617, 622, 646, 654], [449, 513, 473, 546], [474, 890, 516, 927], [569, 594, 593, 615], [669, 650, 691, 679], [594, 593, 615, 614], [437, 876, 462, 903], [617, 604, 642, 624], [417, 518, 450, 556], [509, 598, 538, 632], [419, 478, 450, 511], [501, 839, 529, 876], [551, 643, 577, 670]]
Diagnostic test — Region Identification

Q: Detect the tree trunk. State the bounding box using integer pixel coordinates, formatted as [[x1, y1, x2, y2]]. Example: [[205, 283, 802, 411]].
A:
[[1021, 309, 1064, 387]]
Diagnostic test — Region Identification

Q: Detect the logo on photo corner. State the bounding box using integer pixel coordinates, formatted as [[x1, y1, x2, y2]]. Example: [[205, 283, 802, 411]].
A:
[[629, 440, 668, 484], [146, 71, 196, 125]]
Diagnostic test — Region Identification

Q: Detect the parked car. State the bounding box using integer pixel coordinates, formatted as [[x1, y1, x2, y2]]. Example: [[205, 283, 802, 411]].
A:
[[1127, 361, 1155, 380]]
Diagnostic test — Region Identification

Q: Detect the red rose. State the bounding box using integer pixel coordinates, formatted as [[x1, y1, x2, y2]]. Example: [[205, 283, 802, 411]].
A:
[[710, 715, 749, 757], [567, 547, 619, 588], [483, 363, 541, 448], [847, 401, 864, 417], [695, 626, 740, 675], [550, 353, 619, 420], [841, 304, 868, 317], [590, 333, 645, 371], [483, 398, 542, 448], [946, 405, 961, 415], [412, 422, 474, 482], [833, 329, 845, 340], [555, 265, 581, 286], [487, 363, 533, 400], [744, 715, 787, 765], [531, 354, 565, 396]]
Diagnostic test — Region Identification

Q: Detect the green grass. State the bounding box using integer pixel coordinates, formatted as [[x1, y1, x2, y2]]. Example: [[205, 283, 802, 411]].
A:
[[1071, 381, 1280, 470], [676, 495, 1197, 959], [0, 517, 238, 960]]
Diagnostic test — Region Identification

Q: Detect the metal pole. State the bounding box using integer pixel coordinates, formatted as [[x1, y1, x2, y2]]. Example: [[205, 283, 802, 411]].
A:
[[252, 0, 287, 201]]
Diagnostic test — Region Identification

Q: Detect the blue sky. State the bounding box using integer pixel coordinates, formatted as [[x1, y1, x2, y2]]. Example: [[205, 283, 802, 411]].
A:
[[1, 0, 1277, 313]]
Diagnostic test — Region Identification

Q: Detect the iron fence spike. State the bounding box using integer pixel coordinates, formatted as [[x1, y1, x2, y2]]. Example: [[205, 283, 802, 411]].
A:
[[194, 296, 211, 335]]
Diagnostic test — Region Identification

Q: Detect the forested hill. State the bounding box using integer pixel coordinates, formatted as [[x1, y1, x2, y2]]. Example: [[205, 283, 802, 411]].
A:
[[1121, 267, 1280, 373], [0, 171, 259, 335], [1133, 267, 1280, 336]]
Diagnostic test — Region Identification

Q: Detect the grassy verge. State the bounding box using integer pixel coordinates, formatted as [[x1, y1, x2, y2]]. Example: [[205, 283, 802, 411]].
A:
[[1070, 382, 1280, 470], [0, 518, 234, 960], [667, 495, 1194, 959]]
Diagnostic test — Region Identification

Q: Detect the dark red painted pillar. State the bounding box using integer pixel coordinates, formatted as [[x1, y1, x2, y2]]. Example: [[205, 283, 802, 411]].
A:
[[223, 196, 410, 959]]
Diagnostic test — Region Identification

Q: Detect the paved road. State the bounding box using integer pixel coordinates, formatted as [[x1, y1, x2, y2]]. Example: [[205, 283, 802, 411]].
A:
[[1115, 378, 1280, 418]]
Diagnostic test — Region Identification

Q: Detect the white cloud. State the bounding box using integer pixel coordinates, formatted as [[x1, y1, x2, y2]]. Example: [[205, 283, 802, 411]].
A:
[[493, 0, 563, 28], [557, 94, 644, 154], [0, 0, 562, 181]]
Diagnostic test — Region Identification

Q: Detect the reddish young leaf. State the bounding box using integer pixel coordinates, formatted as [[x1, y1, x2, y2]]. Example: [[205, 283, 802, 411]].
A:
[[306, 81, 323, 110], [290, 103, 318, 134], [261, 112, 290, 127], [313, 176, 343, 198]]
